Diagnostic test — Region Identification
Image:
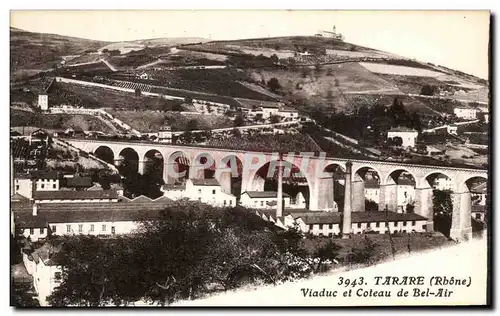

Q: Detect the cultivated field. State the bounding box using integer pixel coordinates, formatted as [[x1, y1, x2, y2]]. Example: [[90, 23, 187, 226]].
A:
[[360, 62, 444, 77], [10, 109, 114, 133], [106, 110, 234, 132]]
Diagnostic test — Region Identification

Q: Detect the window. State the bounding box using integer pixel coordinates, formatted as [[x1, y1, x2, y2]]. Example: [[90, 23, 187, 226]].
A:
[[15, 185, 19, 191], [78, 224, 83, 233], [411, 220, 416, 226], [261, 201, 264, 206], [52, 225, 56, 233], [309, 224, 314, 230], [102, 224, 107, 232], [90, 224, 94, 232], [53, 184, 56, 189], [328, 233, 332, 237], [376, 222, 380, 228], [229, 200, 232, 205], [198, 189, 202, 194], [402, 230, 406, 233], [403, 221, 407, 227], [328, 224, 333, 229], [29, 228, 34, 235], [111, 226, 116, 235], [367, 223, 371, 228], [223, 200, 227, 206], [357, 223, 361, 228], [66, 225, 71, 233], [385, 222, 388, 227], [41, 184, 45, 189], [319, 224, 323, 229], [39, 228, 44, 234], [198, 197, 201, 201], [212, 189, 216, 195]]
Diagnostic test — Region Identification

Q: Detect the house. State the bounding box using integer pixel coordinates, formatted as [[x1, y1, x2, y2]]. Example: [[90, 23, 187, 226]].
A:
[[38, 94, 49, 111], [185, 178, 236, 207], [447, 124, 458, 135], [454, 106, 477, 120], [470, 182, 487, 206], [387, 127, 419, 148], [162, 178, 237, 207], [472, 205, 486, 222], [158, 125, 173, 143], [14, 174, 35, 199], [14, 171, 61, 199], [260, 104, 281, 118], [240, 191, 291, 209], [426, 144, 446, 156], [33, 190, 120, 204], [432, 175, 453, 191], [396, 177, 416, 212], [255, 209, 428, 237], [21, 242, 63, 306], [277, 106, 299, 119], [364, 179, 380, 204]]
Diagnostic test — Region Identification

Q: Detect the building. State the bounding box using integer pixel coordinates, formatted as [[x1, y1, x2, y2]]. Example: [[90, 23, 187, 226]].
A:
[[158, 125, 173, 143], [470, 182, 487, 206], [14, 171, 62, 199], [454, 106, 477, 120], [21, 242, 63, 306], [38, 94, 49, 111], [432, 175, 453, 191], [163, 178, 237, 207], [277, 106, 299, 119], [33, 190, 120, 204], [62, 176, 93, 191], [255, 209, 428, 236], [471, 205, 486, 222], [240, 191, 291, 209], [447, 125, 458, 135], [387, 127, 419, 148], [397, 177, 416, 212], [364, 179, 380, 204]]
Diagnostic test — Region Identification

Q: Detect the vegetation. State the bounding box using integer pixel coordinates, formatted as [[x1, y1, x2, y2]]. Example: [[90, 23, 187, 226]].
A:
[[433, 189, 453, 237]]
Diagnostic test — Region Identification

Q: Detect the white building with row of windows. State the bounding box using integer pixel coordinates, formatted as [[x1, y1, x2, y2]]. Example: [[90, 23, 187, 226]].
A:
[[161, 178, 237, 207]]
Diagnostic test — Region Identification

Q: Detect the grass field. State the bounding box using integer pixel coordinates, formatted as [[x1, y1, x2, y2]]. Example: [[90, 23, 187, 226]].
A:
[[10, 109, 114, 133], [360, 62, 443, 77]]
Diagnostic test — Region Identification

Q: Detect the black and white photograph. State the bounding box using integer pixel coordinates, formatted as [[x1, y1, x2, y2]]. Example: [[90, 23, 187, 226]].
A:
[[9, 10, 491, 307]]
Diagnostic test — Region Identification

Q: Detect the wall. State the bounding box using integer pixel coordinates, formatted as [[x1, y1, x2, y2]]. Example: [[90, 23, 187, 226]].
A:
[[50, 220, 139, 236], [21, 227, 48, 242], [240, 194, 291, 209], [35, 179, 59, 191], [14, 178, 33, 199], [36, 198, 119, 204]]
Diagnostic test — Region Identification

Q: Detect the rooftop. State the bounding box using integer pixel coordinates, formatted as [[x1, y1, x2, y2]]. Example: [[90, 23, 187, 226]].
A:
[[388, 127, 418, 133], [33, 190, 119, 201], [64, 176, 93, 188], [190, 178, 220, 186], [242, 191, 291, 198], [470, 182, 487, 194]]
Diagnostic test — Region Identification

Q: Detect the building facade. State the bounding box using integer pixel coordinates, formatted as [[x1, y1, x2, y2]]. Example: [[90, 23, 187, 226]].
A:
[[387, 127, 419, 148], [454, 107, 477, 120]]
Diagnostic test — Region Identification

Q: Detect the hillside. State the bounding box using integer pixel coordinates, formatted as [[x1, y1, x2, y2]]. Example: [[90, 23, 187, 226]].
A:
[[10, 27, 109, 77]]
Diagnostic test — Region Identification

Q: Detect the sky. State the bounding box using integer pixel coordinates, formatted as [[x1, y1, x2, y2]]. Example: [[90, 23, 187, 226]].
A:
[[10, 10, 490, 79]]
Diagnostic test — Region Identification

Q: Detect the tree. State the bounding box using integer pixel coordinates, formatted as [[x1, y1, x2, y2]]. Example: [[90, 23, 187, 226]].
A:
[[365, 199, 379, 212], [347, 235, 378, 265], [233, 114, 245, 127], [270, 115, 280, 124], [11, 282, 40, 307], [392, 136, 403, 147], [186, 119, 198, 131], [134, 88, 141, 97], [326, 68, 333, 76], [267, 78, 281, 93], [432, 189, 453, 237], [420, 84, 436, 96]]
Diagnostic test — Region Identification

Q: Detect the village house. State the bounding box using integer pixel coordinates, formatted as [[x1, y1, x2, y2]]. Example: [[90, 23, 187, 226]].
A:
[[454, 106, 477, 120], [162, 178, 237, 207], [432, 175, 453, 191], [32, 190, 120, 204], [277, 106, 300, 119], [240, 191, 292, 209], [157, 124, 173, 143], [61, 176, 93, 191], [396, 177, 416, 213], [364, 179, 380, 204], [470, 182, 487, 206], [14, 171, 62, 200], [254, 209, 428, 236], [387, 127, 419, 148], [38, 94, 49, 111]]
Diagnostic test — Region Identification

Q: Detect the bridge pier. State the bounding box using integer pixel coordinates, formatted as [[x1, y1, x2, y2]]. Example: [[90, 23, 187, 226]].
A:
[[215, 168, 232, 194], [309, 173, 334, 211], [381, 179, 398, 212], [450, 183, 472, 241], [351, 173, 365, 212], [138, 160, 146, 175], [414, 184, 434, 232], [342, 162, 353, 238]]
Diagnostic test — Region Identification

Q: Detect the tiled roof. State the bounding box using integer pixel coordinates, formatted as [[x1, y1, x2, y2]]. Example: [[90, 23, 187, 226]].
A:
[[470, 182, 487, 194], [30, 170, 61, 180], [388, 127, 418, 133], [190, 178, 220, 186], [65, 176, 93, 188], [279, 106, 298, 112], [295, 211, 427, 225], [33, 190, 119, 201], [14, 212, 48, 228], [472, 205, 486, 213], [242, 191, 291, 198], [11, 193, 30, 203], [364, 180, 380, 189]]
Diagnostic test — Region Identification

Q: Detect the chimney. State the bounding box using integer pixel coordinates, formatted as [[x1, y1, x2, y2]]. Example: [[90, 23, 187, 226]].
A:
[[342, 161, 353, 238], [32, 203, 38, 216], [276, 154, 284, 218]]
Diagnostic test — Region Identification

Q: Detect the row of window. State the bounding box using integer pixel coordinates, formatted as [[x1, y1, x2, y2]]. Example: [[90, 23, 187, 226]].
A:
[[309, 220, 418, 230], [198, 189, 217, 195], [37, 184, 57, 189], [49, 224, 115, 234]]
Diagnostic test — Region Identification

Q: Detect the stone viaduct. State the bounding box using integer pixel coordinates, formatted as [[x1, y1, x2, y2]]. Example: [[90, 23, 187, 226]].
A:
[[63, 138, 488, 241]]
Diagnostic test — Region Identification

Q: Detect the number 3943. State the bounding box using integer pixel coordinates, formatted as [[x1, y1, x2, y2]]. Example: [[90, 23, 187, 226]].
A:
[[338, 277, 365, 287]]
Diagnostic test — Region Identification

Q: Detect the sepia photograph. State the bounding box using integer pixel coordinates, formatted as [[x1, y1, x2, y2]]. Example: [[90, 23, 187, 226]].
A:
[[9, 9, 491, 307]]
